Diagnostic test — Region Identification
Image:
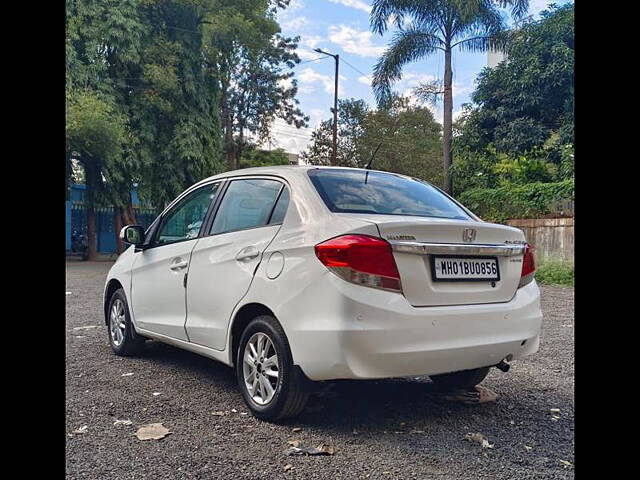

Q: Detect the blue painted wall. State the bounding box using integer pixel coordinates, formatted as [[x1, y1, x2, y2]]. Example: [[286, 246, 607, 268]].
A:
[[66, 184, 156, 254]]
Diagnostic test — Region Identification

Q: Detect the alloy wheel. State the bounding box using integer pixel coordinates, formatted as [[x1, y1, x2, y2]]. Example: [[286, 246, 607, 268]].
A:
[[242, 332, 279, 405], [109, 298, 126, 347]]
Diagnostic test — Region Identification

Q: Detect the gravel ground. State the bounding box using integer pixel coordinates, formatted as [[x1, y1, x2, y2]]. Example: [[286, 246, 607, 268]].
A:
[[66, 261, 574, 480]]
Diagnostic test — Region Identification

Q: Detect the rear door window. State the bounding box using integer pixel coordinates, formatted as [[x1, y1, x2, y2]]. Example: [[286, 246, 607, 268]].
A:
[[211, 179, 283, 235], [308, 169, 471, 220]]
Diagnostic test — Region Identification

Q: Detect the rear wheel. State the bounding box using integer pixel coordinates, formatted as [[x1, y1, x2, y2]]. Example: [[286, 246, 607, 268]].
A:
[[107, 288, 145, 356], [236, 315, 309, 421], [430, 367, 491, 390]]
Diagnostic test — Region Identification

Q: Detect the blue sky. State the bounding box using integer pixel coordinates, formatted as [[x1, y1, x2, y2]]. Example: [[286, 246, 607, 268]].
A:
[[268, 0, 573, 154]]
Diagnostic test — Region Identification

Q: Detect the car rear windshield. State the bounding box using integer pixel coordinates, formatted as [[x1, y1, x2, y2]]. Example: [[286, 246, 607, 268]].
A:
[[308, 169, 471, 220]]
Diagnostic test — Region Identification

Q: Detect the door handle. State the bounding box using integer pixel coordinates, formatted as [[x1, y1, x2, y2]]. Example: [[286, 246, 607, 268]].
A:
[[170, 258, 189, 270], [235, 246, 260, 262]]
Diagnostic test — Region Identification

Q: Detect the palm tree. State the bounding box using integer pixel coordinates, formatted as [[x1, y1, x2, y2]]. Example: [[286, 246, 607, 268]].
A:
[[370, 0, 529, 194]]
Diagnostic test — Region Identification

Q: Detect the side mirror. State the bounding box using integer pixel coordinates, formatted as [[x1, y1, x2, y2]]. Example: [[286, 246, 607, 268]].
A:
[[120, 225, 145, 246]]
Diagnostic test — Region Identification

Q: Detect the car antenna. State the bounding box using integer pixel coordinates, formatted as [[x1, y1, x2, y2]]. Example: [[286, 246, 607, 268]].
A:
[[364, 142, 383, 184]]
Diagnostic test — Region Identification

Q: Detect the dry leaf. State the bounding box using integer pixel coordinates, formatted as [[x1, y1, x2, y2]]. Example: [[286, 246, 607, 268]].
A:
[[113, 419, 132, 426], [559, 460, 573, 468], [292, 427, 302, 432], [465, 432, 494, 449], [284, 443, 336, 456], [121, 373, 134, 377], [135, 423, 171, 441], [288, 440, 301, 448], [72, 425, 88, 434], [211, 411, 225, 416], [476, 386, 498, 403], [441, 386, 498, 404], [316, 444, 336, 455], [152, 392, 162, 396], [283, 464, 293, 472], [550, 408, 560, 413], [524, 445, 533, 451]]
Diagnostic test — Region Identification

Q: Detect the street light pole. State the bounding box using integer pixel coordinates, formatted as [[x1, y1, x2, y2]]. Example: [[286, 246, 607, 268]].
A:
[[314, 48, 339, 166]]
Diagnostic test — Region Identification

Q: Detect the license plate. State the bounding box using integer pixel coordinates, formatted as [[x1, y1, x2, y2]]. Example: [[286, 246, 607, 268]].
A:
[[430, 256, 500, 282]]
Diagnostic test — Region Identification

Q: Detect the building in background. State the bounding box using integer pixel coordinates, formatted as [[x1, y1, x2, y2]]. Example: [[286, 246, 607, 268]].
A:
[[487, 48, 508, 68], [285, 152, 300, 165]]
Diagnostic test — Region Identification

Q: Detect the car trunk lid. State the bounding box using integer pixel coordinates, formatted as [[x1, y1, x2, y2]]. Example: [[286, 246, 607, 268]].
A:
[[335, 214, 526, 306]]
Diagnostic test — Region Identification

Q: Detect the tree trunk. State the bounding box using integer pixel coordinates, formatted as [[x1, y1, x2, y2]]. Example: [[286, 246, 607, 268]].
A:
[[86, 203, 97, 261], [114, 206, 125, 255], [443, 46, 453, 195]]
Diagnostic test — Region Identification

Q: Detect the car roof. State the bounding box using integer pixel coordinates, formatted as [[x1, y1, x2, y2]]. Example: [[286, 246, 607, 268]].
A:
[[194, 165, 410, 185]]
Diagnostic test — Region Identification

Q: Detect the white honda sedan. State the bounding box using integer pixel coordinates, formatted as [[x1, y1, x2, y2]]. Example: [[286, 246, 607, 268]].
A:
[[104, 166, 542, 420]]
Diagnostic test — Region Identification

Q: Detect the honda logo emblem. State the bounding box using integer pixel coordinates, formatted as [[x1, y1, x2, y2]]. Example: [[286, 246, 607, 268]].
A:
[[462, 228, 477, 243]]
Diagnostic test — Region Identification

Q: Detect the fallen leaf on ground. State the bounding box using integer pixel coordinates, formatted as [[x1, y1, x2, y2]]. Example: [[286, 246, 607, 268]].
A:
[[524, 445, 533, 451], [72, 425, 88, 434], [211, 411, 225, 416], [231, 408, 237, 413], [465, 432, 494, 449], [121, 373, 134, 377], [113, 419, 133, 426], [135, 423, 171, 441], [72, 325, 98, 331], [549, 408, 560, 413], [441, 386, 498, 404], [287, 440, 302, 447], [284, 443, 337, 456], [292, 427, 302, 432], [559, 460, 573, 468], [152, 392, 162, 396], [283, 464, 293, 472]]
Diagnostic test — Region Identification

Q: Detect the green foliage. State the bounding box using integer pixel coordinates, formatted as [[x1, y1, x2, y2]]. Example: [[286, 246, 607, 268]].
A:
[[66, 0, 305, 210], [456, 4, 574, 159], [535, 260, 574, 286], [239, 147, 290, 168], [301, 96, 443, 184], [458, 179, 574, 223]]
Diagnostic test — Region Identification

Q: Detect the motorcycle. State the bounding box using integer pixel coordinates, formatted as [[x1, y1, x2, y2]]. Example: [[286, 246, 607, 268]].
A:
[[71, 229, 88, 260]]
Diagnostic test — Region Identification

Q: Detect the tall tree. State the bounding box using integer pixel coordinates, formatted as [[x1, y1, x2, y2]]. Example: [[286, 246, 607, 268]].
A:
[[207, 0, 308, 170], [370, 0, 529, 194], [301, 96, 442, 182], [457, 4, 574, 157]]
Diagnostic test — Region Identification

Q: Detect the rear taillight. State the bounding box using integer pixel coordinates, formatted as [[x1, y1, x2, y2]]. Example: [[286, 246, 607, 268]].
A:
[[518, 243, 536, 288], [315, 234, 402, 292]]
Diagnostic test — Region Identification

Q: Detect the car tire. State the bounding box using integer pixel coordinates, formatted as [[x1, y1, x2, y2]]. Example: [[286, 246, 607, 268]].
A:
[[236, 315, 310, 421], [107, 288, 145, 357], [430, 367, 491, 390]]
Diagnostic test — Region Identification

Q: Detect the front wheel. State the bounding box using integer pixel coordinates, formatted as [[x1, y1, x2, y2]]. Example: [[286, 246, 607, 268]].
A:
[[430, 367, 491, 391], [236, 315, 309, 421], [107, 288, 145, 356]]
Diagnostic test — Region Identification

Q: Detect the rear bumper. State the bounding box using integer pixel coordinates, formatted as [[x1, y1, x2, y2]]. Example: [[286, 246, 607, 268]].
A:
[[285, 276, 542, 381]]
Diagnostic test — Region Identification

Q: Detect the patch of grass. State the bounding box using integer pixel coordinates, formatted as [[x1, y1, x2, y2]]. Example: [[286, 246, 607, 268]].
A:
[[535, 259, 574, 286]]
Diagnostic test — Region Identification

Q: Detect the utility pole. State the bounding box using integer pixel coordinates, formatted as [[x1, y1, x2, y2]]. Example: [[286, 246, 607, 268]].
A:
[[313, 48, 339, 166]]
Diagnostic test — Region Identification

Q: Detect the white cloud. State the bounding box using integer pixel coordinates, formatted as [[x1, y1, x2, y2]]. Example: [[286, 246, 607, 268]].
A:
[[297, 67, 347, 95], [282, 16, 308, 30], [357, 75, 371, 86], [328, 25, 386, 58], [296, 35, 327, 60], [327, 0, 371, 13]]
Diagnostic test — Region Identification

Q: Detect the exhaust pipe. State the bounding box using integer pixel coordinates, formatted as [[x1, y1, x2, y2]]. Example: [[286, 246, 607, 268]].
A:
[[495, 359, 510, 373]]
